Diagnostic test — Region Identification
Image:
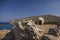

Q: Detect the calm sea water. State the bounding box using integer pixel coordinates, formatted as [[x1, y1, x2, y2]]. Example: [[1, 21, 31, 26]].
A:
[[0, 22, 13, 30]]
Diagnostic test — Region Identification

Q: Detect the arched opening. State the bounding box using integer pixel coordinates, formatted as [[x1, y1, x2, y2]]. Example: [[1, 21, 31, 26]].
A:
[[38, 20, 42, 25]]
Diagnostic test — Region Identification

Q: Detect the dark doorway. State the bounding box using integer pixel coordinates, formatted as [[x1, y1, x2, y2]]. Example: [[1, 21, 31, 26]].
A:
[[35, 20, 42, 25], [38, 20, 42, 25]]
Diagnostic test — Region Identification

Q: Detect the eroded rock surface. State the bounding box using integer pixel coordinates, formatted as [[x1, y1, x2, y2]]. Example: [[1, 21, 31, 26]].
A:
[[1, 15, 60, 40]]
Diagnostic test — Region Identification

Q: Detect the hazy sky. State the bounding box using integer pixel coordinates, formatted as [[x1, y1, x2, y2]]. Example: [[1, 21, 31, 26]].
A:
[[0, 0, 60, 22]]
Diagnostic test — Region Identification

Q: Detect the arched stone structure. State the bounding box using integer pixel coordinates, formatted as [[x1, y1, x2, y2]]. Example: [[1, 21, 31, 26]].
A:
[[38, 17, 45, 25], [35, 17, 45, 25]]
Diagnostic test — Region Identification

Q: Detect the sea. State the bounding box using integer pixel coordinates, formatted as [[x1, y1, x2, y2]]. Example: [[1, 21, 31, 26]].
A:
[[0, 22, 13, 30]]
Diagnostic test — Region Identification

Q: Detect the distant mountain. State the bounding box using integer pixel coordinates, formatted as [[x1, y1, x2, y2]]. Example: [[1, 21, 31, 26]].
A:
[[10, 15, 60, 25], [0, 22, 9, 24]]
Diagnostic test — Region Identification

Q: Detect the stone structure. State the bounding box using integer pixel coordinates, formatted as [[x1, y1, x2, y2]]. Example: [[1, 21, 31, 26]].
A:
[[34, 15, 60, 25]]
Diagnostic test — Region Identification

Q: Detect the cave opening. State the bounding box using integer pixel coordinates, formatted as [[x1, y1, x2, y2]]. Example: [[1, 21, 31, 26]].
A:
[[35, 20, 42, 25], [38, 20, 42, 25]]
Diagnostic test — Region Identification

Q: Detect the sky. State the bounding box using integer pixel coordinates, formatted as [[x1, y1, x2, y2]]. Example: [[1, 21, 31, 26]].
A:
[[0, 0, 60, 22]]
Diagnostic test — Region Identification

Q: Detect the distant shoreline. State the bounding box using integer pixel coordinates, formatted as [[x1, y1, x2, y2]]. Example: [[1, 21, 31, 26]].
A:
[[0, 22, 9, 24], [0, 22, 13, 30]]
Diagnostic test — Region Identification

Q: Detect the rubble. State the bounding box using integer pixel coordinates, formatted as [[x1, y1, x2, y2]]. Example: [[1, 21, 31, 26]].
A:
[[40, 35, 51, 40], [48, 27, 59, 37]]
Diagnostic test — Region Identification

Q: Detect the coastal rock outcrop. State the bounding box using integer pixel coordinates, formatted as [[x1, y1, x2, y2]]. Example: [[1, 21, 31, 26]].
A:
[[1, 15, 60, 40]]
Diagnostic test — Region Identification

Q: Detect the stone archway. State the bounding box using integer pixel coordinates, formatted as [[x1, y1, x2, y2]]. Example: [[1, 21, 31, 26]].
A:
[[38, 17, 44, 25], [35, 20, 42, 25]]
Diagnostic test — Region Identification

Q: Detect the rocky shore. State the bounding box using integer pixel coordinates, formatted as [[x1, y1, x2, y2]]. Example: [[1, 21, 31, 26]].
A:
[[0, 15, 60, 40]]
